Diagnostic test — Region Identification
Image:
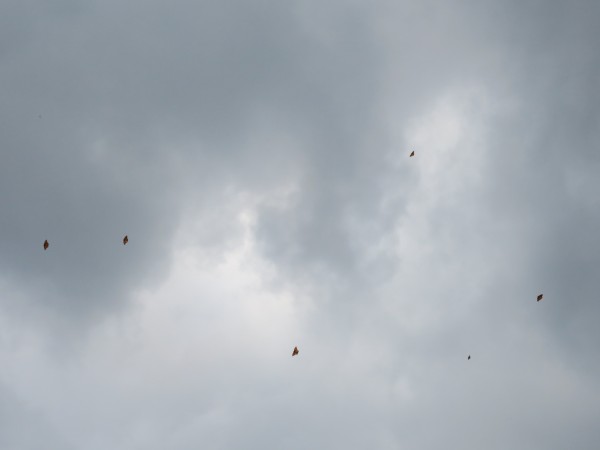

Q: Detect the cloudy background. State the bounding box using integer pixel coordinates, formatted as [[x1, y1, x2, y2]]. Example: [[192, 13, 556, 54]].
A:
[[1, 0, 600, 448]]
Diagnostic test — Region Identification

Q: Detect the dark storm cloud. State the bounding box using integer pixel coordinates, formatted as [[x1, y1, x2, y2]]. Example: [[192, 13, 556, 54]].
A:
[[475, 0, 600, 361], [1, 0, 600, 448], [0, 0, 391, 329], [0, 0, 310, 323]]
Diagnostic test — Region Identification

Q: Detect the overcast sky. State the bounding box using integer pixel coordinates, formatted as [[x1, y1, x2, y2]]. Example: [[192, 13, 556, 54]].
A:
[[1, 0, 600, 448]]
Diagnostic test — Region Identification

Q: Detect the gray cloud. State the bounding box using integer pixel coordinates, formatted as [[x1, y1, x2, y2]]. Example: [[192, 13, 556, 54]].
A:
[[1, 0, 600, 448]]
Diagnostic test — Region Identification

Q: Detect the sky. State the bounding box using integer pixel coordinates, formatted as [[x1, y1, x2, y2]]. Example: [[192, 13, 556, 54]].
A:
[[1, 0, 600, 448]]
